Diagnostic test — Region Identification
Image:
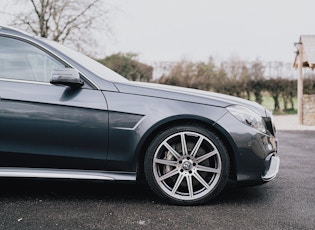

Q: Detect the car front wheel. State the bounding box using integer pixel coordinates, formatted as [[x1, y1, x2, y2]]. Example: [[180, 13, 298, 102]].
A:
[[144, 125, 230, 205]]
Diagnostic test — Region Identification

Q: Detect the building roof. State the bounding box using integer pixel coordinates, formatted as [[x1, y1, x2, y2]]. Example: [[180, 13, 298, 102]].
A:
[[293, 35, 315, 69]]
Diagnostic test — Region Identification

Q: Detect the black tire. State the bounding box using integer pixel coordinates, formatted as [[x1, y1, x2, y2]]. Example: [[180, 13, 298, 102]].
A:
[[144, 124, 229, 205]]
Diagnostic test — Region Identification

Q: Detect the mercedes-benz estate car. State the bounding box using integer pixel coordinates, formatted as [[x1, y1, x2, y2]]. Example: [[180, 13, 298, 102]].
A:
[[0, 26, 279, 205]]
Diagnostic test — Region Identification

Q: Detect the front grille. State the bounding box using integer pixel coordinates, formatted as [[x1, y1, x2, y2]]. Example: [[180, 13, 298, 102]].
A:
[[263, 117, 275, 136]]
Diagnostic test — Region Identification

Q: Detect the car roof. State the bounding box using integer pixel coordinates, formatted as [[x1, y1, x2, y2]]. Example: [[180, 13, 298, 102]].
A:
[[0, 25, 34, 37]]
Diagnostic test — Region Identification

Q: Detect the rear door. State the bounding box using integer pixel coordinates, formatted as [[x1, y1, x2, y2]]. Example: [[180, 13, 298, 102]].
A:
[[0, 36, 108, 170]]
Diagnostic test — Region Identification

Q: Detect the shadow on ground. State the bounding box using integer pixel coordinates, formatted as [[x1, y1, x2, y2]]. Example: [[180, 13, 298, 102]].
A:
[[0, 178, 269, 206]]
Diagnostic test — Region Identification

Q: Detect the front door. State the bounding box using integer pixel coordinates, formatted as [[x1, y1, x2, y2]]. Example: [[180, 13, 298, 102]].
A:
[[0, 36, 108, 170]]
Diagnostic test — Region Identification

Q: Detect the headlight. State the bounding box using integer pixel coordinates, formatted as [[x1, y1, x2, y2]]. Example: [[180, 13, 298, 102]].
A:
[[227, 105, 266, 133]]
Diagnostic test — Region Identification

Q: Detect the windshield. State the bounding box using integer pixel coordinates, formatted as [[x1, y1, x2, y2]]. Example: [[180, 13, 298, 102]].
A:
[[42, 39, 128, 83]]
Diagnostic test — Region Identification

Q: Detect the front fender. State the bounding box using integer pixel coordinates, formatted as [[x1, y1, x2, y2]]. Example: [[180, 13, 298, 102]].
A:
[[102, 91, 227, 172]]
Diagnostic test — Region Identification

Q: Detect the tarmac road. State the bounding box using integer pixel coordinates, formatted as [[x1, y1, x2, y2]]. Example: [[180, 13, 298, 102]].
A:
[[0, 131, 314, 230]]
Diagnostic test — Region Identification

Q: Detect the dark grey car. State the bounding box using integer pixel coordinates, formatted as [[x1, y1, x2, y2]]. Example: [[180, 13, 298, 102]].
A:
[[0, 26, 279, 205]]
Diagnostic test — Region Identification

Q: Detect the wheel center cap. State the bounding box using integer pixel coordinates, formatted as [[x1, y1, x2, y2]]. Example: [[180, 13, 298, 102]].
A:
[[182, 161, 193, 171]]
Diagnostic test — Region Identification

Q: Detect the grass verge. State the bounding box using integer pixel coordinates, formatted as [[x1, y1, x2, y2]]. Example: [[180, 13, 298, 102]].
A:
[[250, 95, 297, 115]]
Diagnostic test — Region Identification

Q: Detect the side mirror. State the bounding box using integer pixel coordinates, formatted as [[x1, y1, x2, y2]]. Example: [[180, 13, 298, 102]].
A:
[[50, 68, 84, 88]]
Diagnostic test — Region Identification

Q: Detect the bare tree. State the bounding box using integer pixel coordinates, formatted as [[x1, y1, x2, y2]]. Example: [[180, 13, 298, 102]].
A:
[[1, 0, 117, 56]]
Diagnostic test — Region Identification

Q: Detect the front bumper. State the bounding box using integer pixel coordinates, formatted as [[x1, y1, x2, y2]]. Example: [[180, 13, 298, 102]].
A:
[[215, 111, 280, 185]]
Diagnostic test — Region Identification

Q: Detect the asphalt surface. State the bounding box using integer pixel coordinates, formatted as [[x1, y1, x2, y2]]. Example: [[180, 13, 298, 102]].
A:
[[0, 131, 314, 230]]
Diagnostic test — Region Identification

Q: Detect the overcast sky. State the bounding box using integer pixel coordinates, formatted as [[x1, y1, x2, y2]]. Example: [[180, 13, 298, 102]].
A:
[[1, 0, 313, 65], [104, 0, 314, 64]]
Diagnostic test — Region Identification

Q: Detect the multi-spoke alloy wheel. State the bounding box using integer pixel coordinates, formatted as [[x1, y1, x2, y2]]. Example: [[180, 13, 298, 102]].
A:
[[145, 125, 229, 205]]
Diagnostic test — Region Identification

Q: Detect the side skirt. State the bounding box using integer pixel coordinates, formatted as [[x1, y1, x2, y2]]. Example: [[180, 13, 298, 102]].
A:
[[0, 168, 136, 181]]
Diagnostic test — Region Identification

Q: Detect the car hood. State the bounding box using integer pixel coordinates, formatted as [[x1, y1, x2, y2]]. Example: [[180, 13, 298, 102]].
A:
[[114, 81, 268, 117]]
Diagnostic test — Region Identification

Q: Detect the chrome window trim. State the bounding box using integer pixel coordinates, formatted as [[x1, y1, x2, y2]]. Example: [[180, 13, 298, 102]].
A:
[[0, 167, 136, 181], [0, 77, 51, 86], [0, 32, 101, 90]]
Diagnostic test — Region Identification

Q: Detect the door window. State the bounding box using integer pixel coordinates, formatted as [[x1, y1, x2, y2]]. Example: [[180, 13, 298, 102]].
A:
[[0, 36, 65, 83]]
